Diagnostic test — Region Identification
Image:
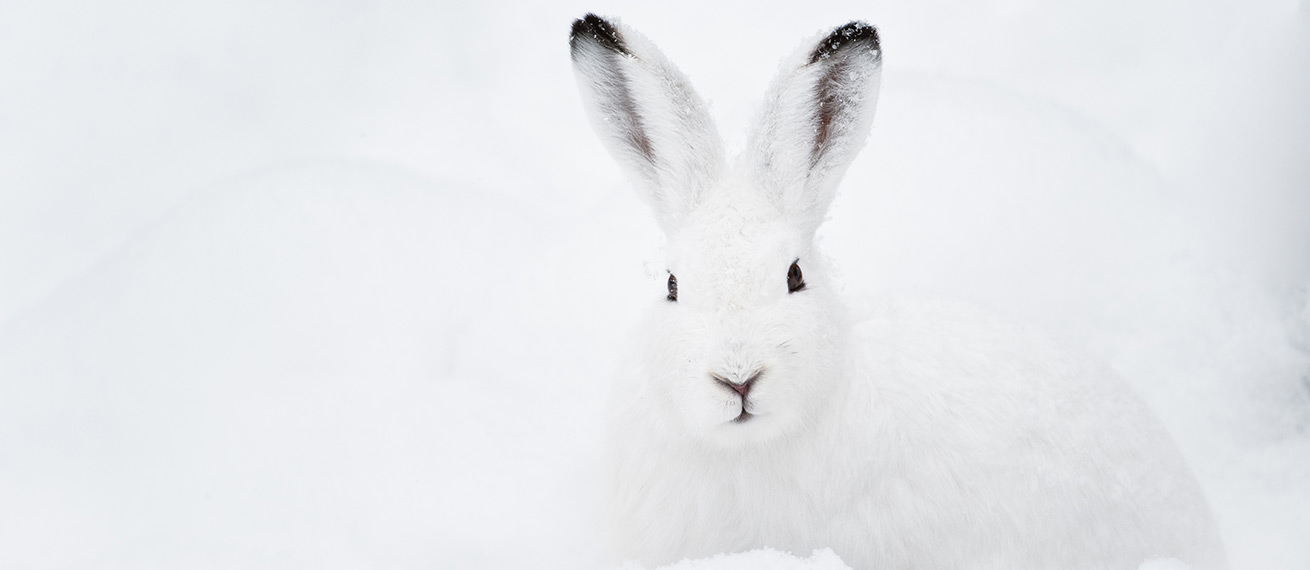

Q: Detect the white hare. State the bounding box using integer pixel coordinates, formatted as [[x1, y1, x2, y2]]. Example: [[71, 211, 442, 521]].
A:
[[569, 14, 1227, 570]]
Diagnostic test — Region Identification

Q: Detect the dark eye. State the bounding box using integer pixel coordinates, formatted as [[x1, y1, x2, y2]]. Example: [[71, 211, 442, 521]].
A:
[[667, 273, 678, 302], [787, 261, 805, 293]]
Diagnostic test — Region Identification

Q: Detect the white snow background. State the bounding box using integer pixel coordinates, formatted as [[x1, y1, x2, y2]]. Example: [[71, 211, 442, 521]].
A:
[[1, 0, 1307, 568]]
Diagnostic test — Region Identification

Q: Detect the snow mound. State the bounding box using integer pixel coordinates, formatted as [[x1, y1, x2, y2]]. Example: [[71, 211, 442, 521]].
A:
[[1138, 558, 1193, 570], [621, 549, 852, 570]]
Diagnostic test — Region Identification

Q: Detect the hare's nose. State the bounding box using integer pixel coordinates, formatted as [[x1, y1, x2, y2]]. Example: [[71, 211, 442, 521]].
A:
[[711, 369, 763, 399]]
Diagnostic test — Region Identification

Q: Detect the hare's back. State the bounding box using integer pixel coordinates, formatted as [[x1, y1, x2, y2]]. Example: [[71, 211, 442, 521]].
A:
[[844, 297, 1226, 569]]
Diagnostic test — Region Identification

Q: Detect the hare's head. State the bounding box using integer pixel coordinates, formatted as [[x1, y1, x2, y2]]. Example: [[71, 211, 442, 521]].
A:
[[571, 14, 882, 446]]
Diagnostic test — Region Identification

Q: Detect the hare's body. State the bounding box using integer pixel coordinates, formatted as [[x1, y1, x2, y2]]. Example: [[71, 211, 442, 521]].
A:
[[570, 13, 1226, 570], [609, 298, 1224, 569]]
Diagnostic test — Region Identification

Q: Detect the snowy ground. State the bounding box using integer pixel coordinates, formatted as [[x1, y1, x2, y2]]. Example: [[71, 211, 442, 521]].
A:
[[1, 1, 1308, 568]]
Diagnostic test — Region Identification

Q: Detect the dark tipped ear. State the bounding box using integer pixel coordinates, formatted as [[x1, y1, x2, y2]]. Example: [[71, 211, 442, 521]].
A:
[[745, 21, 882, 234], [569, 15, 652, 162], [569, 14, 724, 234]]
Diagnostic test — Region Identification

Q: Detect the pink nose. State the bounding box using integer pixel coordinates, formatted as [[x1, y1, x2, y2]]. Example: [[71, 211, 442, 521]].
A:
[[712, 370, 762, 399]]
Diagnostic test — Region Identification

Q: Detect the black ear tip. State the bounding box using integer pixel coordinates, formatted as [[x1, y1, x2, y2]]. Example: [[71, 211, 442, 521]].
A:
[[570, 13, 630, 57], [809, 21, 880, 64]]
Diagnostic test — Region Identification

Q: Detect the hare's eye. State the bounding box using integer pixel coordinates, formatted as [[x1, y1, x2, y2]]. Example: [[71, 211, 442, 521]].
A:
[[787, 261, 805, 293], [667, 273, 678, 302]]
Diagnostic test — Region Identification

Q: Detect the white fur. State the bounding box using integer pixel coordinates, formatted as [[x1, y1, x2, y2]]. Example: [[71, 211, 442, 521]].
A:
[[571, 15, 1227, 570]]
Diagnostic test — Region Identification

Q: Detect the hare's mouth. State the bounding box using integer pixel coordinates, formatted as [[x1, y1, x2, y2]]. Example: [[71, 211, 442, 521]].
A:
[[712, 370, 764, 425]]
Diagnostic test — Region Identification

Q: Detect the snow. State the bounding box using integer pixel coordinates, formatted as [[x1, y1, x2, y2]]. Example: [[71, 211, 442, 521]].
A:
[[1, 1, 1307, 569], [622, 549, 853, 570], [606, 549, 1196, 570]]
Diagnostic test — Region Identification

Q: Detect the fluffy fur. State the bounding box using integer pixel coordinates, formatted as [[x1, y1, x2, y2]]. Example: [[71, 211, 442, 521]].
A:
[[570, 14, 1227, 570]]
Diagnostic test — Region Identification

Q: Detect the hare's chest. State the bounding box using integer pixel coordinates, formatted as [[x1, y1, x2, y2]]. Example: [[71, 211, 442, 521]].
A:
[[612, 449, 847, 565]]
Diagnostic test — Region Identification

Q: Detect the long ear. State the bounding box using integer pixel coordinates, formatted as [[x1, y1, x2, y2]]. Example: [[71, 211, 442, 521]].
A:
[[745, 22, 882, 234], [570, 14, 724, 233]]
